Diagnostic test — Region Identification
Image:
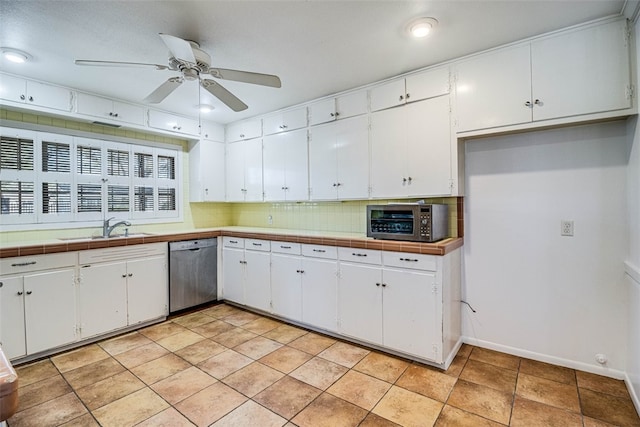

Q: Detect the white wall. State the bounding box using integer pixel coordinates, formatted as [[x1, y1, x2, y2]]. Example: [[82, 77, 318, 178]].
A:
[[462, 121, 629, 375], [625, 16, 640, 411]]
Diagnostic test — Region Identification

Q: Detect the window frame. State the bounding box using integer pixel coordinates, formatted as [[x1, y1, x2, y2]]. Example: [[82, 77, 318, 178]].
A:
[[0, 126, 183, 231]]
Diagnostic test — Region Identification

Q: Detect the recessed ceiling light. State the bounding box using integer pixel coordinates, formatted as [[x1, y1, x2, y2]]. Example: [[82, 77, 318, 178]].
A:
[[198, 104, 215, 113], [1, 48, 32, 64], [406, 17, 438, 38]]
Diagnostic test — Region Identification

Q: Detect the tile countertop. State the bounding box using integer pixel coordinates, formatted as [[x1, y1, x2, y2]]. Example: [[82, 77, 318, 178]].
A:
[[0, 226, 463, 258]]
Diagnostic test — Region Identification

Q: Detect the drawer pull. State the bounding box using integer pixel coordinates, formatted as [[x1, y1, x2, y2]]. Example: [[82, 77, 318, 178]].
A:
[[400, 258, 419, 262], [252, 243, 262, 246], [281, 245, 292, 249], [313, 249, 326, 253], [11, 261, 37, 267], [229, 240, 238, 244], [352, 253, 367, 257]]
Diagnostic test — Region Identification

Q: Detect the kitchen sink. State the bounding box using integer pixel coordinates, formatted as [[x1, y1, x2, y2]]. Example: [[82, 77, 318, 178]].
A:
[[58, 233, 155, 241]]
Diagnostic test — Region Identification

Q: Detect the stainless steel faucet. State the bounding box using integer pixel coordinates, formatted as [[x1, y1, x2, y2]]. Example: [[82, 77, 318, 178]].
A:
[[103, 217, 132, 238]]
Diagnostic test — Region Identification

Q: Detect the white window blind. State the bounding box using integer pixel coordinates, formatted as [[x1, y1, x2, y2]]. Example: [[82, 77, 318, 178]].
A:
[[108, 185, 129, 212], [77, 145, 102, 175], [134, 152, 153, 178], [158, 155, 175, 180], [42, 141, 70, 173], [158, 187, 176, 211], [42, 182, 71, 214], [1, 136, 34, 171], [134, 186, 154, 211], [0, 181, 34, 214], [107, 148, 129, 177], [77, 183, 102, 213]]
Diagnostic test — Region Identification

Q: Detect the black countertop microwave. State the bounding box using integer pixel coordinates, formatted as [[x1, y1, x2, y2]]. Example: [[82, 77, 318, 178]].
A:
[[367, 204, 449, 242]]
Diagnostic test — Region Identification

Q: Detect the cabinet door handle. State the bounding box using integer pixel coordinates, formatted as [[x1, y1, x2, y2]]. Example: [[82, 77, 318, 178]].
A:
[[128, 273, 133, 277], [313, 249, 326, 253], [28, 96, 34, 102], [534, 99, 542, 105], [26, 290, 32, 295], [399, 95, 404, 101], [402, 177, 407, 183], [400, 258, 419, 262], [252, 243, 262, 246], [352, 253, 367, 257], [0, 282, 2, 288], [281, 246, 292, 249], [525, 101, 533, 107], [11, 261, 36, 267], [376, 283, 381, 287], [17, 291, 23, 296], [382, 283, 387, 287], [20, 94, 25, 100], [330, 112, 335, 117], [407, 177, 412, 183], [406, 93, 410, 100]]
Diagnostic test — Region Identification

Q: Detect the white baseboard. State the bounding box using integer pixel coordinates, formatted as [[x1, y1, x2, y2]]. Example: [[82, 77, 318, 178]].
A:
[[625, 372, 640, 418], [461, 336, 626, 380]]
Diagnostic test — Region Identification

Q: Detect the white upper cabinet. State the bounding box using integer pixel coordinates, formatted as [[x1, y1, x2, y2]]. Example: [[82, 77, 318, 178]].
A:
[[455, 18, 631, 133], [263, 106, 307, 135], [76, 92, 145, 126], [189, 140, 226, 202], [148, 109, 199, 135], [263, 128, 308, 201], [370, 66, 450, 112], [370, 96, 452, 198], [226, 138, 263, 202], [454, 45, 532, 132], [530, 19, 631, 121], [200, 120, 225, 141], [0, 74, 72, 112], [226, 118, 262, 142], [308, 90, 368, 126], [308, 115, 369, 200]]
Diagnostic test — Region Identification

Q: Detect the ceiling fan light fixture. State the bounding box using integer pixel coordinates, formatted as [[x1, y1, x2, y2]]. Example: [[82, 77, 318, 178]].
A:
[[1, 47, 31, 64], [407, 17, 438, 38], [198, 103, 215, 113]]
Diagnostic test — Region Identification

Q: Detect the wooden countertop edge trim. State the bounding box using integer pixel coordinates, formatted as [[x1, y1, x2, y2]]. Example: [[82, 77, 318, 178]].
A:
[[2, 231, 463, 258]]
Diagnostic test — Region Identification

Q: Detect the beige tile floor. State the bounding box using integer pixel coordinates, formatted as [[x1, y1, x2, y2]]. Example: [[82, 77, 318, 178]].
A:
[[7, 303, 640, 427]]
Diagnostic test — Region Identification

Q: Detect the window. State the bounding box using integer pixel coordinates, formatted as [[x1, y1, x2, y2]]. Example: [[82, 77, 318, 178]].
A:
[[0, 127, 181, 228]]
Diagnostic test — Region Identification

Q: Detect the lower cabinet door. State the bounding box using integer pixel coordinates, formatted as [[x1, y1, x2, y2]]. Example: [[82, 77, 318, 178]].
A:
[[338, 263, 382, 345], [302, 257, 338, 332], [382, 268, 440, 361], [222, 248, 246, 304], [127, 256, 168, 325], [244, 251, 272, 312], [270, 254, 302, 321], [79, 262, 128, 338], [24, 268, 77, 354], [0, 276, 26, 359]]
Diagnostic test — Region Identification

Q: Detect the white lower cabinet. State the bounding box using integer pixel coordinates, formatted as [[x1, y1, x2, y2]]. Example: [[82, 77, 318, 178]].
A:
[[221, 237, 460, 367], [0, 253, 77, 360], [222, 237, 271, 311], [78, 244, 168, 339]]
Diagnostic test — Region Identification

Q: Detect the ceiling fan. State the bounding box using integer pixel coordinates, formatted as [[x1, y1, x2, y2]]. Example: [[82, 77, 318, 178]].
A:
[[75, 33, 282, 112]]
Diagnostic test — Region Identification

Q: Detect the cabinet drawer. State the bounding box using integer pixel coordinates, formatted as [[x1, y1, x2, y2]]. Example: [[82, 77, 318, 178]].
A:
[[223, 237, 245, 249], [246, 239, 270, 252], [302, 244, 337, 259], [272, 242, 301, 255], [0, 252, 77, 274], [79, 243, 166, 265], [338, 247, 382, 265], [383, 251, 437, 271]]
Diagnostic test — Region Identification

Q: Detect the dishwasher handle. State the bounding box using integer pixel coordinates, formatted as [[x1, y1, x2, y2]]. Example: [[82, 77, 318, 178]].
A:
[[189, 248, 200, 251]]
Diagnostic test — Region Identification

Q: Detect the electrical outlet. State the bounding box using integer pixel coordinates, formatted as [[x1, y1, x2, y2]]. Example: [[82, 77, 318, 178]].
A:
[[561, 220, 574, 236], [267, 215, 273, 225]]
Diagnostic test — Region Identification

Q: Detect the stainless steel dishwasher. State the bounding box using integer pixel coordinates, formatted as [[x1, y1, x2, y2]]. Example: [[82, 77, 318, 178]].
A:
[[169, 238, 217, 313]]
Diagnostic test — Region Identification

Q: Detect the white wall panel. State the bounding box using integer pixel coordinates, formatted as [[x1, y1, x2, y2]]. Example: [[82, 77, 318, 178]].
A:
[[463, 121, 629, 373]]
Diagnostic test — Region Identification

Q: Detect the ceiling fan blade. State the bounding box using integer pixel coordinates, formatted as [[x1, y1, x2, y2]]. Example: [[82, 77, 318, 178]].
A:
[[159, 33, 196, 64], [201, 79, 248, 112], [75, 60, 169, 70], [144, 77, 183, 103], [208, 68, 282, 88]]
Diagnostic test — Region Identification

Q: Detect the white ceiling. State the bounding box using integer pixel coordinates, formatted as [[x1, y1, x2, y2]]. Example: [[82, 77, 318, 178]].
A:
[[0, 0, 629, 124]]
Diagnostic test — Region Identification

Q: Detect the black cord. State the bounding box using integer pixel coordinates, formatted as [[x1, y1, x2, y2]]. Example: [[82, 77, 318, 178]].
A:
[[460, 300, 477, 313]]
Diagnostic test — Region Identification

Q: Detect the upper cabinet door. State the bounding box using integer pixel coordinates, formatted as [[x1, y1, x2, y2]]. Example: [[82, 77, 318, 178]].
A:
[[308, 98, 337, 126], [308, 122, 339, 200], [369, 79, 406, 112], [531, 19, 631, 121], [405, 66, 450, 103], [0, 74, 72, 112], [148, 110, 199, 135], [335, 91, 368, 119], [227, 118, 262, 142], [263, 107, 307, 135], [76, 93, 144, 125], [454, 45, 532, 132], [201, 120, 225, 141]]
